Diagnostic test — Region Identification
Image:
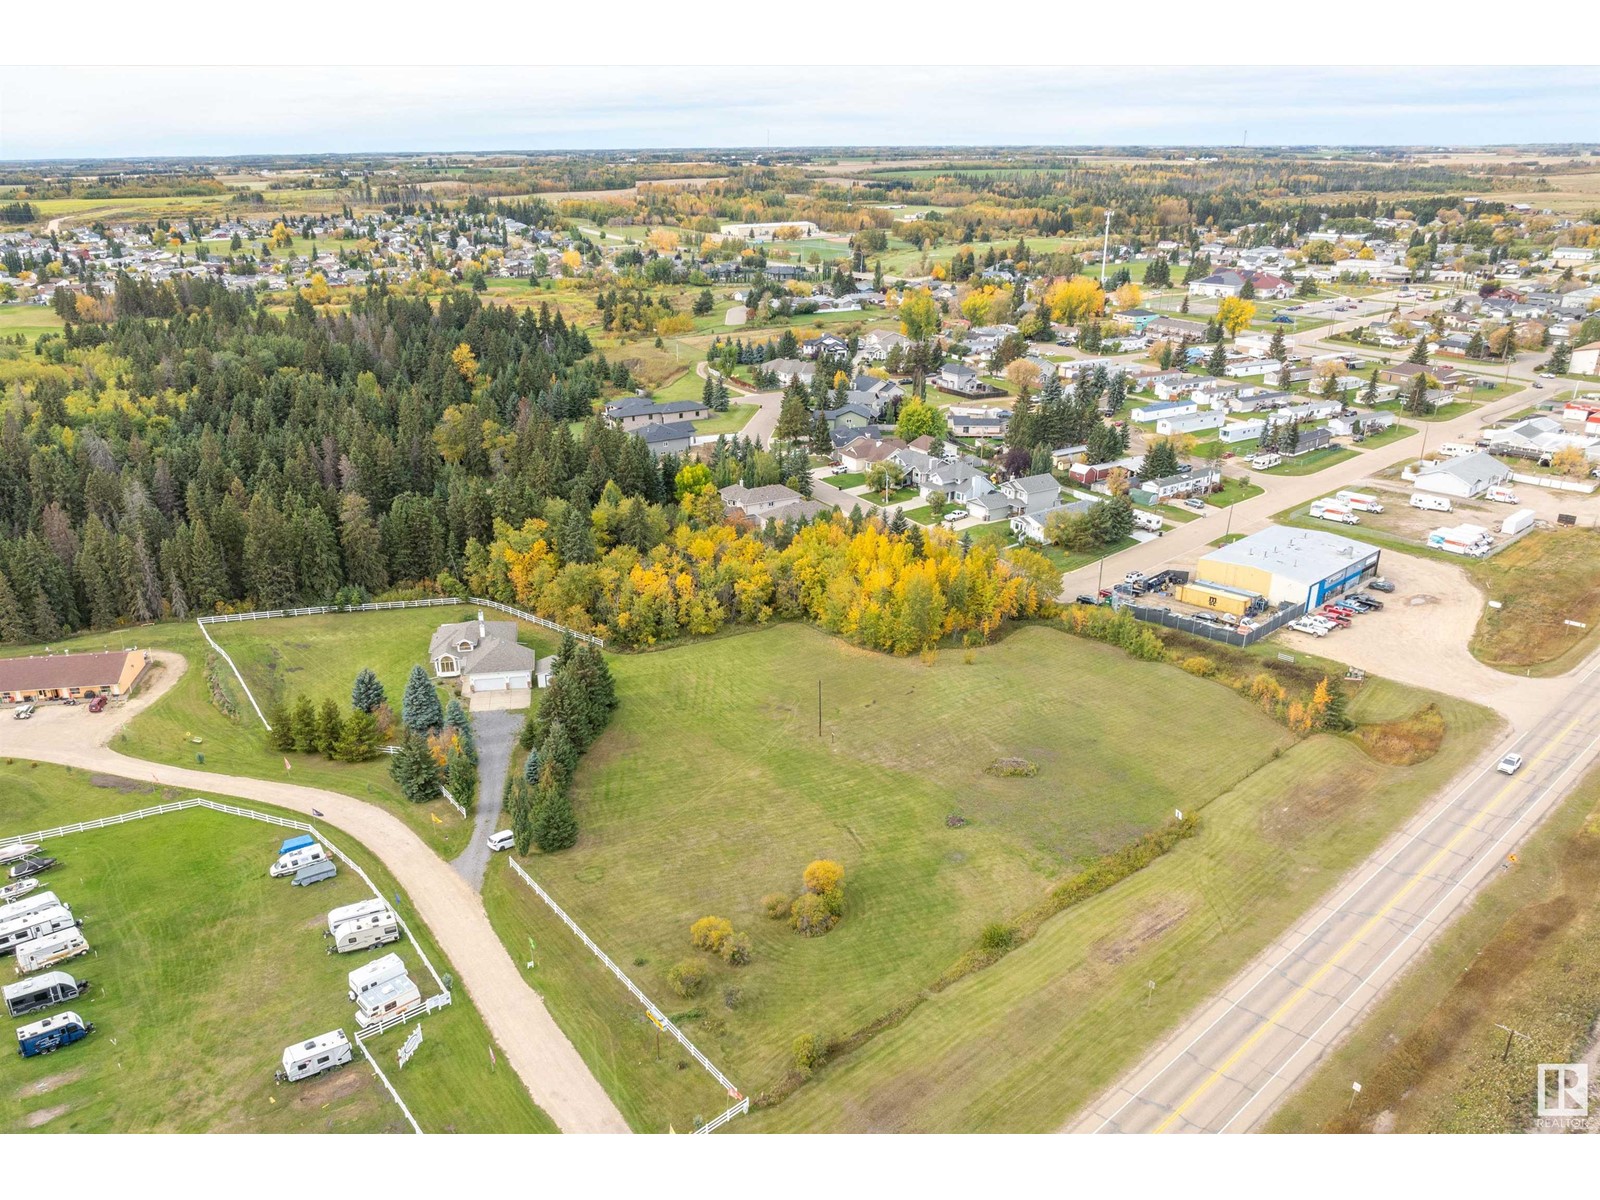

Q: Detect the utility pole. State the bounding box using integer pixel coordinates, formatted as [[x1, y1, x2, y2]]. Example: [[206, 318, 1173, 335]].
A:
[[1100, 210, 1114, 287]]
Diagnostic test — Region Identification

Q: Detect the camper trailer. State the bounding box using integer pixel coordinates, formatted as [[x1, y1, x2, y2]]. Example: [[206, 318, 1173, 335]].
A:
[[354, 975, 423, 1030], [269, 843, 327, 878], [279, 834, 315, 857], [1250, 452, 1282, 470], [328, 910, 401, 955], [0, 906, 79, 958], [0, 890, 65, 927], [292, 860, 338, 887], [15, 929, 89, 976], [275, 1030, 354, 1083], [1410, 493, 1453, 513], [15, 1010, 94, 1058], [347, 952, 408, 1001], [3, 970, 90, 1018], [1133, 510, 1164, 533], [0, 843, 41, 866], [326, 897, 391, 937]]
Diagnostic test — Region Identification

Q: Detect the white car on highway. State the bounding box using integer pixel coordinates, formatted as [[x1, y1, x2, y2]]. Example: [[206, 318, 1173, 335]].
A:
[[1495, 753, 1525, 776]]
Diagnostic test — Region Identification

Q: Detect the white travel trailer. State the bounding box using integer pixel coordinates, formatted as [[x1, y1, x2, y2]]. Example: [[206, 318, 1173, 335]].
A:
[[1409, 493, 1453, 513], [15, 929, 89, 975], [354, 975, 423, 1030], [328, 910, 401, 955], [269, 843, 327, 878], [347, 952, 408, 1001], [0, 890, 64, 926], [326, 897, 390, 937], [275, 1030, 354, 1083], [3, 970, 90, 1018], [0, 905, 79, 957]]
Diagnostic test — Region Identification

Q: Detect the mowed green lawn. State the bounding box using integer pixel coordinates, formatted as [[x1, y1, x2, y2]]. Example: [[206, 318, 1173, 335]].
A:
[[501, 623, 1294, 1103], [0, 763, 553, 1134], [745, 679, 1499, 1132]]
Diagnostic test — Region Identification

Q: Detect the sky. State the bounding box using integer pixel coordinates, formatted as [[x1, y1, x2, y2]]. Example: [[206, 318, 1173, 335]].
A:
[[3, 66, 1599, 160]]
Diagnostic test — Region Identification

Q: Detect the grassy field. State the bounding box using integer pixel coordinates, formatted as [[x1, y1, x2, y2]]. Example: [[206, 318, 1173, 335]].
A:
[[1256, 447, 1360, 476], [742, 674, 1498, 1131], [0, 763, 554, 1134], [1269, 760, 1600, 1133], [491, 622, 1297, 1111], [695, 403, 759, 436], [1353, 423, 1420, 450], [1469, 528, 1600, 676], [0, 305, 66, 342], [1203, 478, 1264, 508]]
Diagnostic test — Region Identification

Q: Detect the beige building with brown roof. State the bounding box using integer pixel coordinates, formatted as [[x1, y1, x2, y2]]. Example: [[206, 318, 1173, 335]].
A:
[[0, 649, 149, 704]]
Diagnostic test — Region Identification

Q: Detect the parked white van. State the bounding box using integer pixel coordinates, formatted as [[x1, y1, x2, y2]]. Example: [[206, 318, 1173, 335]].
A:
[[1410, 493, 1453, 513], [270, 843, 327, 878], [1484, 486, 1519, 504]]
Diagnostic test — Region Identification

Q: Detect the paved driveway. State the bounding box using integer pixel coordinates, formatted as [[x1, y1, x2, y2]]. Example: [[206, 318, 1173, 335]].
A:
[[453, 709, 524, 889]]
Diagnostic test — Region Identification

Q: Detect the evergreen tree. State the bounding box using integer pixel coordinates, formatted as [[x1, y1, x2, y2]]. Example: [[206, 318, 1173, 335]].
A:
[[351, 667, 386, 713], [444, 698, 475, 761], [1361, 369, 1380, 405], [333, 708, 380, 762], [268, 701, 297, 752], [314, 698, 343, 756], [533, 775, 578, 853], [291, 695, 318, 753], [400, 664, 444, 734], [522, 746, 542, 784], [541, 719, 578, 786], [1205, 340, 1228, 377], [446, 749, 477, 810], [1407, 334, 1430, 365], [1268, 329, 1286, 364], [510, 778, 538, 855], [890, 508, 908, 535], [556, 502, 596, 564], [1320, 683, 1353, 732], [389, 730, 442, 804], [1144, 439, 1180, 479]]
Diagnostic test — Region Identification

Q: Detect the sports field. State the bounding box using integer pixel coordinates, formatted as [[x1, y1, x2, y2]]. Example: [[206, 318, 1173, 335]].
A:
[[494, 622, 1295, 1105], [0, 762, 553, 1134]]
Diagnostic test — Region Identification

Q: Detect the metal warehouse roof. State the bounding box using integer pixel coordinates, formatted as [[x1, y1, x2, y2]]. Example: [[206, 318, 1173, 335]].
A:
[[1201, 526, 1376, 587]]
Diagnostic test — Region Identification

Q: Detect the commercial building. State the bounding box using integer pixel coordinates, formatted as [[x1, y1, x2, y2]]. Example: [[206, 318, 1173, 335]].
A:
[[1195, 526, 1380, 610], [0, 649, 149, 704]]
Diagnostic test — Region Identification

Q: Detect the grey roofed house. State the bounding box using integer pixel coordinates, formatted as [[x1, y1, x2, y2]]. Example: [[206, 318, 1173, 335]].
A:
[[1410, 450, 1513, 497], [852, 373, 904, 403], [762, 498, 831, 526], [826, 403, 877, 430], [764, 357, 814, 385], [964, 491, 1014, 520], [602, 396, 710, 429], [429, 613, 537, 692], [1000, 473, 1062, 514], [719, 483, 805, 515], [1280, 426, 1333, 457], [637, 420, 699, 456]]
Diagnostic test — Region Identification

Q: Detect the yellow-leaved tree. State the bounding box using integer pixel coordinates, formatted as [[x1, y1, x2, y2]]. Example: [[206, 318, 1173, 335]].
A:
[[1216, 296, 1257, 337], [1045, 276, 1105, 324]]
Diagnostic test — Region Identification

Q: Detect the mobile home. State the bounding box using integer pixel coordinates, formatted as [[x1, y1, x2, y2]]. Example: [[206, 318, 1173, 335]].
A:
[[15, 929, 89, 976], [275, 1030, 354, 1083], [347, 952, 408, 1001], [3, 970, 90, 1018], [270, 843, 327, 878], [326, 897, 391, 937], [354, 975, 424, 1030], [15, 1010, 94, 1058], [328, 910, 401, 955], [0, 905, 79, 957]]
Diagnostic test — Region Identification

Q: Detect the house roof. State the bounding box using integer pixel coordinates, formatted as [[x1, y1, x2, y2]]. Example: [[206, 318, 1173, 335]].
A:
[[0, 650, 138, 692], [1414, 451, 1511, 490], [1005, 474, 1060, 498], [720, 483, 802, 508], [638, 420, 698, 444], [430, 619, 536, 677], [604, 397, 705, 419]]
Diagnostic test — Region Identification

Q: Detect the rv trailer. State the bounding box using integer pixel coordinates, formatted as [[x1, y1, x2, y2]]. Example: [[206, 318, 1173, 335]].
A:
[[354, 975, 424, 1030], [275, 1029, 354, 1082], [3, 970, 91, 1018], [15, 1010, 94, 1058], [269, 843, 327, 878], [347, 952, 408, 1001], [328, 910, 401, 955], [15, 929, 90, 976], [291, 860, 338, 887], [0, 906, 80, 958], [325, 897, 390, 936]]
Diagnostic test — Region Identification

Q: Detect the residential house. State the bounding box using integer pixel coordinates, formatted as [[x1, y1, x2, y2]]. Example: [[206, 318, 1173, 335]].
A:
[[919, 459, 995, 503], [1158, 410, 1226, 436], [964, 492, 1015, 522], [1131, 399, 1198, 423], [858, 330, 912, 362], [720, 483, 830, 527], [429, 614, 536, 694], [603, 396, 710, 430], [1132, 466, 1221, 503], [1012, 499, 1095, 544], [1409, 451, 1513, 498], [0, 649, 149, 704], [1217, 418, 1267, 444], [765, 358, 814, 386], [1187, 269, 1291, 300], [839, 435, 909, 474], [1278, 427, 1334, 458], [935, 362, 985, 394], [946, 411, 1010, 439], [1000, 474, 1062, 514], [637, 421, 698, 457]]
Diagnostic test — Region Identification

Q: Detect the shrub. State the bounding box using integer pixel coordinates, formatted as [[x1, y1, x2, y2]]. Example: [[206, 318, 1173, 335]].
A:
[[791, 892, 840, 937], [802, 859, 845, 896], [985, 757, 1038, 778], [722, 985, 743, 1010], [720, 932, 753, 966], [666, 959, 707, 999], [792, 1033, 824, 1075], [761, 892, 792, 919], [979, 922, 1017, 953], [689, 915, 734, 954], [1179, 655, 1215, 678]]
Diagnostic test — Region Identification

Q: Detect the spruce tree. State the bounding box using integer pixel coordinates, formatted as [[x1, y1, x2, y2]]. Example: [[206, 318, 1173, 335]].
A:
[[291, 695, 318, 753], [541, 719, 578, 786], [389, 730, 442, 804], [401, 665, 443, 734], [522, 746, 542, 784], [351, 667, 386, 712], [510, 778, 537, 855], [533, 778, 578, 853], [334, 708, 379, 762], [1206, 340, 1227, 377], [446, 750, 477, 810], [444, 698, 475, 761], [314, 698, 343, 756]]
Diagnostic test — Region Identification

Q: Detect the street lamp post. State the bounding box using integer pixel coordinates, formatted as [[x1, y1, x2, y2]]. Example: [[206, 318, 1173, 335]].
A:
[[1100, 210, 1114, 287]]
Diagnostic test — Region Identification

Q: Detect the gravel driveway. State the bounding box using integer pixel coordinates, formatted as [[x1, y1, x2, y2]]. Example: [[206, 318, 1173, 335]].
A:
[[453, 709, 523, 889]]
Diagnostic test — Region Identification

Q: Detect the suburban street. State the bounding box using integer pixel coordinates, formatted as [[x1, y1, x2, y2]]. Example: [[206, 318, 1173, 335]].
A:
[[1074, 642, 1600, 1133]]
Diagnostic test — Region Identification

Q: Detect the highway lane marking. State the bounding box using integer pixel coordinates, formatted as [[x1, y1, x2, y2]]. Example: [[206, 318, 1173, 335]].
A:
[[1150, 697, 1595, 1133], [1215, 717, 1600, 1132], [1089, 652, 1600, 1133]]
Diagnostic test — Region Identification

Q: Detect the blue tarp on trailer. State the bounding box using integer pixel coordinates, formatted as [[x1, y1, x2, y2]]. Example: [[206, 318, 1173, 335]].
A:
[[280, 834, 314, 856]]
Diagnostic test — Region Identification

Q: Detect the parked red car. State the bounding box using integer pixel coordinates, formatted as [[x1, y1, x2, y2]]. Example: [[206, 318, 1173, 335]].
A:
[[88, 695, 107, 713]]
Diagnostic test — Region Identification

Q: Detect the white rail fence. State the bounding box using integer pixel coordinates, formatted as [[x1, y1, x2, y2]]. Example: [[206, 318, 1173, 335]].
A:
[[7, 796, 461, 1134], [195, 618, 273, 729], [506, 858, 749, 1133]]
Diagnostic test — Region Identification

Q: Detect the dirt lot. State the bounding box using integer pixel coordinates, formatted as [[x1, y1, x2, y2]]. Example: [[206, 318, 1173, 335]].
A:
[[1274, 551, 1562, 728]]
